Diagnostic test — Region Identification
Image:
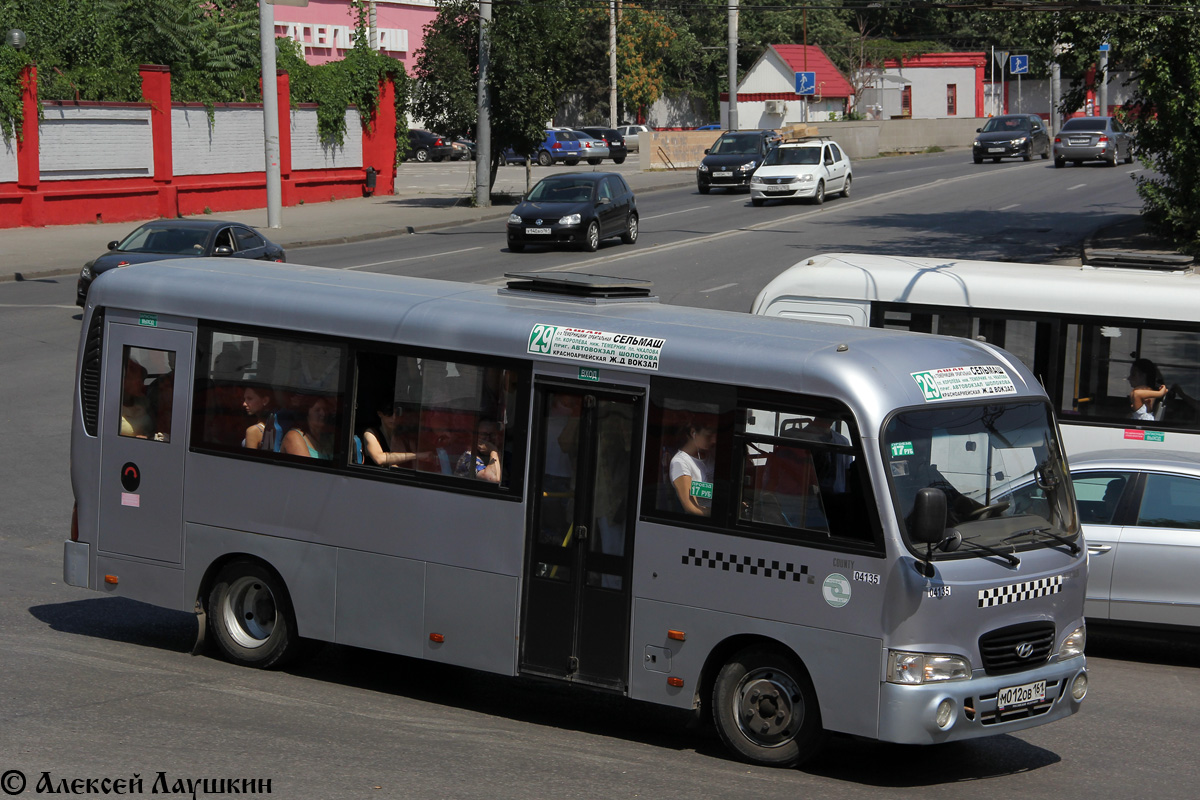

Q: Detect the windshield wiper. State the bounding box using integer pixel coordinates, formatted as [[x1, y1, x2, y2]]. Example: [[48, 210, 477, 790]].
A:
[[939, 530, 1020, 567], [1004, 526, 1081, 556]]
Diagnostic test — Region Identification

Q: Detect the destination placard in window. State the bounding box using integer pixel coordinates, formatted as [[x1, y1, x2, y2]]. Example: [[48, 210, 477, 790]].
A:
[[911, 365, 1017, 402], [527, 324, 664, 371]]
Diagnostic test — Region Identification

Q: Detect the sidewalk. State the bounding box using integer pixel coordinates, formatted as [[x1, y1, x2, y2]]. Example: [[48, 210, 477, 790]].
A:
[[0, 167, 696, 283]]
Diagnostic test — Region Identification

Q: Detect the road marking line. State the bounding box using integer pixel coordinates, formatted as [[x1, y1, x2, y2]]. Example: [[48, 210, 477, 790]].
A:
[[700, 283, 737, 292], [1067, 184, 1087, 191], [346, 246, 484, 270], [645, 207, 708, 220], [999, 203, 1020, 211]]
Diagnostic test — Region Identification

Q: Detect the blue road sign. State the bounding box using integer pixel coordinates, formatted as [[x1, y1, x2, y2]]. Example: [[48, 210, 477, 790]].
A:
[[795, 71, 816, 96], [1009, 54, 1029, 75], [1099, 43, 1110, 52]]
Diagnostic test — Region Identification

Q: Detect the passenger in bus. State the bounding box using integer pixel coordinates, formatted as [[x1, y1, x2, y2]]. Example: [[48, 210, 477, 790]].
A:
[[362, 398, 428, 468], [147, 353, 175, 442], [1128, 358, 1168, 421], [241, 386, 276, 449], [120, 357, 153, 438], [456, 419, 503, 483], [282, 395, 335, 459], [670, 419, 717, 516]]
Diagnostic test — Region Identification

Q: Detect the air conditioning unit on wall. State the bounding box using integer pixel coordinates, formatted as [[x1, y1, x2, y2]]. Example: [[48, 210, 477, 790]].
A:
[[765, 99, 786, 115]]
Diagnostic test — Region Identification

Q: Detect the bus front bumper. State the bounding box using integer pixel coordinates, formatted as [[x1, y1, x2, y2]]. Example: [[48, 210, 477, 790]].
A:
[[876, 655, 1087, 744]]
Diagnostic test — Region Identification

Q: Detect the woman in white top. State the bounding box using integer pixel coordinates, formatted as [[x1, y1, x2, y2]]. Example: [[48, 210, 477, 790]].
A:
[[669, 421, 717, 516], [1128, 358, 1167, 421]]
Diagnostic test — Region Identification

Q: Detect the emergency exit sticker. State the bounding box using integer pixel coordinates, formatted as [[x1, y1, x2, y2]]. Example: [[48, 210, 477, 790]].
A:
[[911, 365, 1016, 402]]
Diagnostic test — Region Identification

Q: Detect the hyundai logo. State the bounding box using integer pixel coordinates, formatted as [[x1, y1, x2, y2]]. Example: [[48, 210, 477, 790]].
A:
[[1015, 642, 1035, 659]]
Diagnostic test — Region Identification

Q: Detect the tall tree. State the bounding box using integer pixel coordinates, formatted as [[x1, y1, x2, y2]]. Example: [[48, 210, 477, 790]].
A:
[[411, 0, 582, 190]]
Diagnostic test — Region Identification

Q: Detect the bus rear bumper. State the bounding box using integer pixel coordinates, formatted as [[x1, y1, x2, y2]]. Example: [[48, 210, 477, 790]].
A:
[[876, 655, 1087, 744], [64, 540, 90, 588]]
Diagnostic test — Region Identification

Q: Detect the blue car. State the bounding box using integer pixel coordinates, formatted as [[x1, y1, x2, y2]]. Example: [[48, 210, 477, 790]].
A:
[[695, 123, 723, 131], [535, 130, 585, 166]]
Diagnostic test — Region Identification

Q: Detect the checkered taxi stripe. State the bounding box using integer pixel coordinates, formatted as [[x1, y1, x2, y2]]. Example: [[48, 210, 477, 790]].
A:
[[977, 575, 1064, 608], [683, 548, 809, 581]]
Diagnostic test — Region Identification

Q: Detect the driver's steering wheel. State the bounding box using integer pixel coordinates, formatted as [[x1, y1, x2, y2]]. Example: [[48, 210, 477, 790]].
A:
[[966, 500, 1011, 521]]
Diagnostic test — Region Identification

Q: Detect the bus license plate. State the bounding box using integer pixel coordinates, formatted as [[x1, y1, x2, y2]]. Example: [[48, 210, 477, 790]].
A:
[[997, 679, 1046, 710], [713, 171, 733, 177], [525, 227, 551, 235]]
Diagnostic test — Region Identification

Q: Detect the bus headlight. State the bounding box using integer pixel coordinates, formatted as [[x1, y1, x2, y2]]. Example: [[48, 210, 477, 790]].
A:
[[887, 651, 971, 684], [1058, 625, 1086, 658]]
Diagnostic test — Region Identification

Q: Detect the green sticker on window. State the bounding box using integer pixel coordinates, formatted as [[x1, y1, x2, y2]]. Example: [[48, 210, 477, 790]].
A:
[[891, 441, 914, 457], [690, 481, 713, 499], [1144, 431, 1165, 442], [139, 314, 158, 328], [579, 367, 599, 382]]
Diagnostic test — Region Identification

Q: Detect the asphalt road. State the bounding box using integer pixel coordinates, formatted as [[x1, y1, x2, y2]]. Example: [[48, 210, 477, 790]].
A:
[[2, 152, 1196, 800]]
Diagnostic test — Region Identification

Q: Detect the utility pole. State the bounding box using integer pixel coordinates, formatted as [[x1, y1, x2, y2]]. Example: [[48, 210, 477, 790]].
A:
[[1050, 42, 1062, 137], [1098, 43, 1109, 116], [259, 1, 282, 228], [475, 0, 491, 207], [369, 0, 378, 49], [609, 0, 617, 128], [727, 0, 738, 130]]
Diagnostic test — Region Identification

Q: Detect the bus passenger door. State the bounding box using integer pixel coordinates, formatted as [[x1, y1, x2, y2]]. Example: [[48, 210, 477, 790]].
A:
[[97, 324, 192, 564], [520, 384, 643, 690]]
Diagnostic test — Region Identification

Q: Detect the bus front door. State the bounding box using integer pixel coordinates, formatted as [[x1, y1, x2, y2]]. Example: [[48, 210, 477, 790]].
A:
[[97, 324, 192, 564], [521, 384, 643, 690]]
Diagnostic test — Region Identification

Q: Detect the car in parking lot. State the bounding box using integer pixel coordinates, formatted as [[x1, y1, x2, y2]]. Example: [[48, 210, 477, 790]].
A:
[[695, 123, 722, 131], [578, 126, 628, 164], [76, 219, 286, 307], [696, 129, 780, 194], [1005, 449, 1200, 631], [1053, 116, 1134, 168], [750, 136, 852, 206], [506, 172, 638, 253], [407, 129, 458, 162], [972, 114, 1051, 163], [534, 129, 585, 166], [617, 124, 651, 152], [569, 129, 611, 164]]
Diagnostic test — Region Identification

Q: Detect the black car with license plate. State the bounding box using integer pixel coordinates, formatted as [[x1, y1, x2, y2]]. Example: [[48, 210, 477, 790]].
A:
[[76, 219, 286, 307], [972, 114, 1051, 163], [696, 129, 780, 193], [506, 172, 638, 253], [579, 126, 628, 164]]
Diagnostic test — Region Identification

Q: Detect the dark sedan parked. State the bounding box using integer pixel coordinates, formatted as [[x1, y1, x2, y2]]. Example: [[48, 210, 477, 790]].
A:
[[76, 219, 286, 307], [1054, 116, 1134, 168], [696, 129, 780, 193], [579, 126, 628, 164], [972, 114, 1051, 163], [506, 172, 637, 253], [407, 129, 457, 162]]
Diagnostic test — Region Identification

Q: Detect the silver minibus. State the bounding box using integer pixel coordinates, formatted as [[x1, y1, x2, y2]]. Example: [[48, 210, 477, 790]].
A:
[[66, 260, 1088, 767]]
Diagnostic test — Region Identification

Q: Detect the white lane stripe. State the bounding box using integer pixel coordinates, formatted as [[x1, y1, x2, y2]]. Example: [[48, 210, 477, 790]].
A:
[[1067, 184, 1087, 191], [700, 283, 737, 293], [645, 206, 708, 220], [999, 203, 1020, 211], [346, 246, 484, 270]]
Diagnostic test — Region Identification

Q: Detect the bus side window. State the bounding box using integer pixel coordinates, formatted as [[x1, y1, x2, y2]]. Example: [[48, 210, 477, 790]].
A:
[[120, 346, 175, 443]]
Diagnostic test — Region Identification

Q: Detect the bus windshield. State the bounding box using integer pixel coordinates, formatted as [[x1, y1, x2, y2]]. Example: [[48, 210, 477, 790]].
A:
[[884, 400, 1076, 556]]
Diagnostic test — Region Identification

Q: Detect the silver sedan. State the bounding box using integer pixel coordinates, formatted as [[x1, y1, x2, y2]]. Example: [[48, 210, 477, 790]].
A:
[[1065, 449, 1200, 630], [1053, 116, 1134, 167]]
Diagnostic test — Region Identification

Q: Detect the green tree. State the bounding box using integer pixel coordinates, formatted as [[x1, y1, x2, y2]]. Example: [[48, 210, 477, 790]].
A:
[[411, 0, 582, 190]]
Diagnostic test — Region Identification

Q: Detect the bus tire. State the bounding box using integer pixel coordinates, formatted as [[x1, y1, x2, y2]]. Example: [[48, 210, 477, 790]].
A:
[[713, 646, 822, 768], [208, 561, 300, 669]]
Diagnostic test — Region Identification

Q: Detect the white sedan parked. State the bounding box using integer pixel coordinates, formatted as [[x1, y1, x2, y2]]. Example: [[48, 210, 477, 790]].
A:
[[750, 137, 852, 206]]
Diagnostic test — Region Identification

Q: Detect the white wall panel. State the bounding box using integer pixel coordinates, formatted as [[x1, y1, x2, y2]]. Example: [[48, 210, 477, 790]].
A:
[[0, 136, 16, 183], [290, 108, 362, 170], [38, 106, 153, 181], [172, 107, 265, 176]]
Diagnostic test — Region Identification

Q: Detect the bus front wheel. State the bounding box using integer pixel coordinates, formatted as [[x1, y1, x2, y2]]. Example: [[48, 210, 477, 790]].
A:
[[713, 646, 822, 767], [208, 561, 300, 669]]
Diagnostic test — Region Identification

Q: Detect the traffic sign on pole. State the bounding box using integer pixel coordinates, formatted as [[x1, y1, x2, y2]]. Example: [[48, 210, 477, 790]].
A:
[[795, 72, 816, 96], [1009, 54, 1029, 75], [995, 50, 1009, 69]]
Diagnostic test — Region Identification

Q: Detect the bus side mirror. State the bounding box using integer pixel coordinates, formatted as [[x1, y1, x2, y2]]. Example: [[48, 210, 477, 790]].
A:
[[911, 487, 948, 544]]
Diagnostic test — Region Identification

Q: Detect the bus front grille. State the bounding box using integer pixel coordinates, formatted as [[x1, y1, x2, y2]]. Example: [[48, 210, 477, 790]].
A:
[[978, 621, 1055, 674]]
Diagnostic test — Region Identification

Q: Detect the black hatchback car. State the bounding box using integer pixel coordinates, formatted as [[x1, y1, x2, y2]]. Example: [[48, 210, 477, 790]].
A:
[[972, 114, 1051, 163], [407, 129, 457, 162], [506, 172, 638, 253], [76, 219, 286, 307], [697, 129, 780, 193], [579, 126, 628, 164]]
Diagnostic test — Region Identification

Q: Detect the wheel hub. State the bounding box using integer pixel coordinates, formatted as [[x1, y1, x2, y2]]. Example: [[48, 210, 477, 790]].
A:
[[223, 576, 277, 648], [735, 672, 800, 744]]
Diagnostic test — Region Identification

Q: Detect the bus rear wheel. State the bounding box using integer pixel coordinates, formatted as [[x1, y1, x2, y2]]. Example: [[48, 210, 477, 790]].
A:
[[208, 561, 300, 669], [713, 646, 822, 767]]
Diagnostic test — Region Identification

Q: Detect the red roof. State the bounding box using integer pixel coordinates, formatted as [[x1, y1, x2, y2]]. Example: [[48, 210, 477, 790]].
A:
[[769, 45, 854, 99]]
